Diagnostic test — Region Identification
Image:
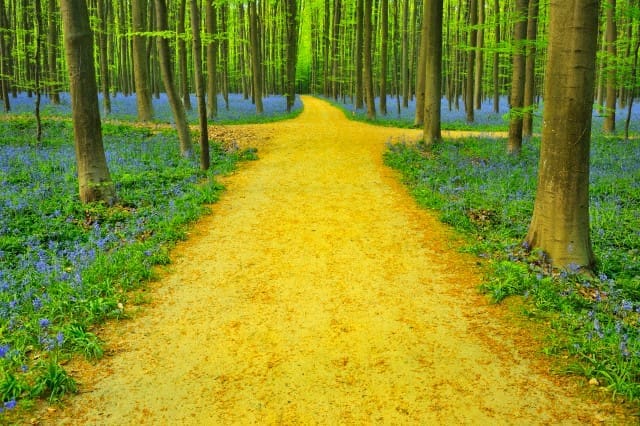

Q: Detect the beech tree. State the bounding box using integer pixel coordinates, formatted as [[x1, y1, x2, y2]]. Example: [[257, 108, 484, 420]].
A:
[[603, 0, 617, 132], [190, 0, 210, 170], [423, 0, 443, 145], [525, 0, 599, 271], [131, 0, 153, 121], [60, 0, 116, 204], [507, 0, 528, 155]]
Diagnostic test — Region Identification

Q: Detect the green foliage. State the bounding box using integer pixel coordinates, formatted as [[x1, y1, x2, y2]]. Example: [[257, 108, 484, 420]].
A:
[[385, 133, 640, 404]]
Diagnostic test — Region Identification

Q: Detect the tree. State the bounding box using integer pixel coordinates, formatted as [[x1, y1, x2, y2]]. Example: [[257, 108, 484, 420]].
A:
[[46, 0, 59, 104], [474, 0, 485, 110], [96, 0, 111, 115], [355, 0, 364, 109], [507, 0, 528, 155], [60, 0, 116, 204], [492, 0, 500, 113], [414, 0, 429, 126], [379, 0, 389, 115], [423, 0, 443, 145], [285, 0, 299, 112], [131, 0, 153, 121], [154, 0, 192, 158], [465, 0, 477, 122], [363, 0, 376, 119], [177, 0, 191, 110], [190, 0, 210, 170], [603, 0, 617, 132], [206, 0, 218, 119], [522, 0, 539, 138], [248, 1, 264, 113], [525, 0, 599, 271]]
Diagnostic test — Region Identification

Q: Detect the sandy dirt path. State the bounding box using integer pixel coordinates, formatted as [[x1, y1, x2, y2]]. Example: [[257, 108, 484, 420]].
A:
[[48, 97, 632, 425]]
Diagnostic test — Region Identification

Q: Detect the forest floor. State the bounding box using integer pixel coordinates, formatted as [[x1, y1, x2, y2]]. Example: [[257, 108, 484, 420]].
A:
[[43, 97, 634, 424]]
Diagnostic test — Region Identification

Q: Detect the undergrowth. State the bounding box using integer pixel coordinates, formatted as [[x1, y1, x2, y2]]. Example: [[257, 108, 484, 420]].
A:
[[384, 133, 640, 405], [0, 115, 256, 418]]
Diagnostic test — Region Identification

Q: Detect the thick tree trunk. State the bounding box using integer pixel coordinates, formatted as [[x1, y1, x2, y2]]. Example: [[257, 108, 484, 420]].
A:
[[522, 0, 539, 137], [60, 0, 115, 204], [507, 0, 528, 155], [525, 0, 598, 271], [603, 0, 616, 132], [190, 0, 210, 170], [206, 0, 218, 119], [423, 0, 443, 145], [155, 0, 192, 158], [132, 0, 153, 121], [363, 0, 376, 119], [465, 0, 477, 122]]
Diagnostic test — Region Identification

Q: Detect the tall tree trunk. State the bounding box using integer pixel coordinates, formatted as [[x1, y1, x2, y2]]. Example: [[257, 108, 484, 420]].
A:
[[355, 0, 364, 109], [363, 0, 376, 119], [46, 0, 59, 104], [603, 0, 616, 132], [492, 0, 500, 113], [414, 1, 429, 126], [522, 0, 539, 137], [423, 0, 443, 145], [97, 0, 111, 114], [248, 1, 263, 113], [322, 0, 330, 96], [285, 0, 299, 112], [401, 0, 409, 107], [34, 0, 43, 143], [465, 0, 477, 122], [379, 0, 388, 115], [507, 0, 528, 155], [525, 0, 598, 271], [190, 0, 210, 170], [0, 0, 11, 111], [206, 0, 218, 119], [154, 0, 192, 158], [220, 2, 230, 109], [474, 0, 484, 109], [177, 0, 191, 109], [331, 0, 342, 99], [131, 0, 153, 121], [60, 0, 115, 204]]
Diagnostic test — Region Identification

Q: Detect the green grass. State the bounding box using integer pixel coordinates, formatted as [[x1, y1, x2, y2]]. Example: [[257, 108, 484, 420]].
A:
[[384, 134, 640, 406]]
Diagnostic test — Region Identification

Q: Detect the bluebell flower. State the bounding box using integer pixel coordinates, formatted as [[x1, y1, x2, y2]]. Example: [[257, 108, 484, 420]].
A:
[[39, 318, 50, 328], [621, 300, 633, 312], [56, 331, 64, 346], [3, 399, 16, 410], [0, 343, 9, 358], [619, 341, 630, 358], [32, 297, 43, 310]]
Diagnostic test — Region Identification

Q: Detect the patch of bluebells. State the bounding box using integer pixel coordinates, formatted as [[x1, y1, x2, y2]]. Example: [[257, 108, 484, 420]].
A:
[[384, 109, 640, 400], [11, 91, 302, 125], [0, 105, 253, 408]]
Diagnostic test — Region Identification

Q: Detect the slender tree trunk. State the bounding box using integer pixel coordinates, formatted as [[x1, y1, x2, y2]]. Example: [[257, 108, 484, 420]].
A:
[[492, 0, 500, 113], [525, 0, 598, 271], [522, 0, 539, 137], [46, 0, 59, 104], [155, 0, 192, 158], [355, 0, 364, 109], [401, 0, 409, 107], [465, 0, 477, 122], [60, 0, 115, 204], [423, 0, 443, 145], [322, 0, 330, 96], [363, 0, 376, 119], [220, 2, 230, 109], [34, 0, 43, 143], [624, 39, 639, 140], [474, 0, 484, 109], [331, 0, 342, 99], [177, 0, 191, 109], [603, 0, 616, 132], [414, 1, 429, 126], [0, 0, 11, 111], [507, 0, 528, 155], [132, 0, 153, 121], [97, 0, 111, 114], [248, 1, 263, 113], [190, 0, 210, 170], [379, 0, 389, 115], [285, 0, 299, 112], [206, 0, 218, 119]]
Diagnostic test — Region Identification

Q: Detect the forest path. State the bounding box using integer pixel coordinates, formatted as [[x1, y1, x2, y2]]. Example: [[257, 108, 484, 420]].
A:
[[50, 97, 629, 424]]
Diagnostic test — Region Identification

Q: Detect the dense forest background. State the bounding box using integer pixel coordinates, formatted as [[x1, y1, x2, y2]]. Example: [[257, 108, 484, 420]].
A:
[[0, 0, 638, 125]]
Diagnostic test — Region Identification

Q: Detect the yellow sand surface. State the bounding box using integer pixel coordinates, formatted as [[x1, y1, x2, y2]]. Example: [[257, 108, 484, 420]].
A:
[[47, 97, 633, 425]]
